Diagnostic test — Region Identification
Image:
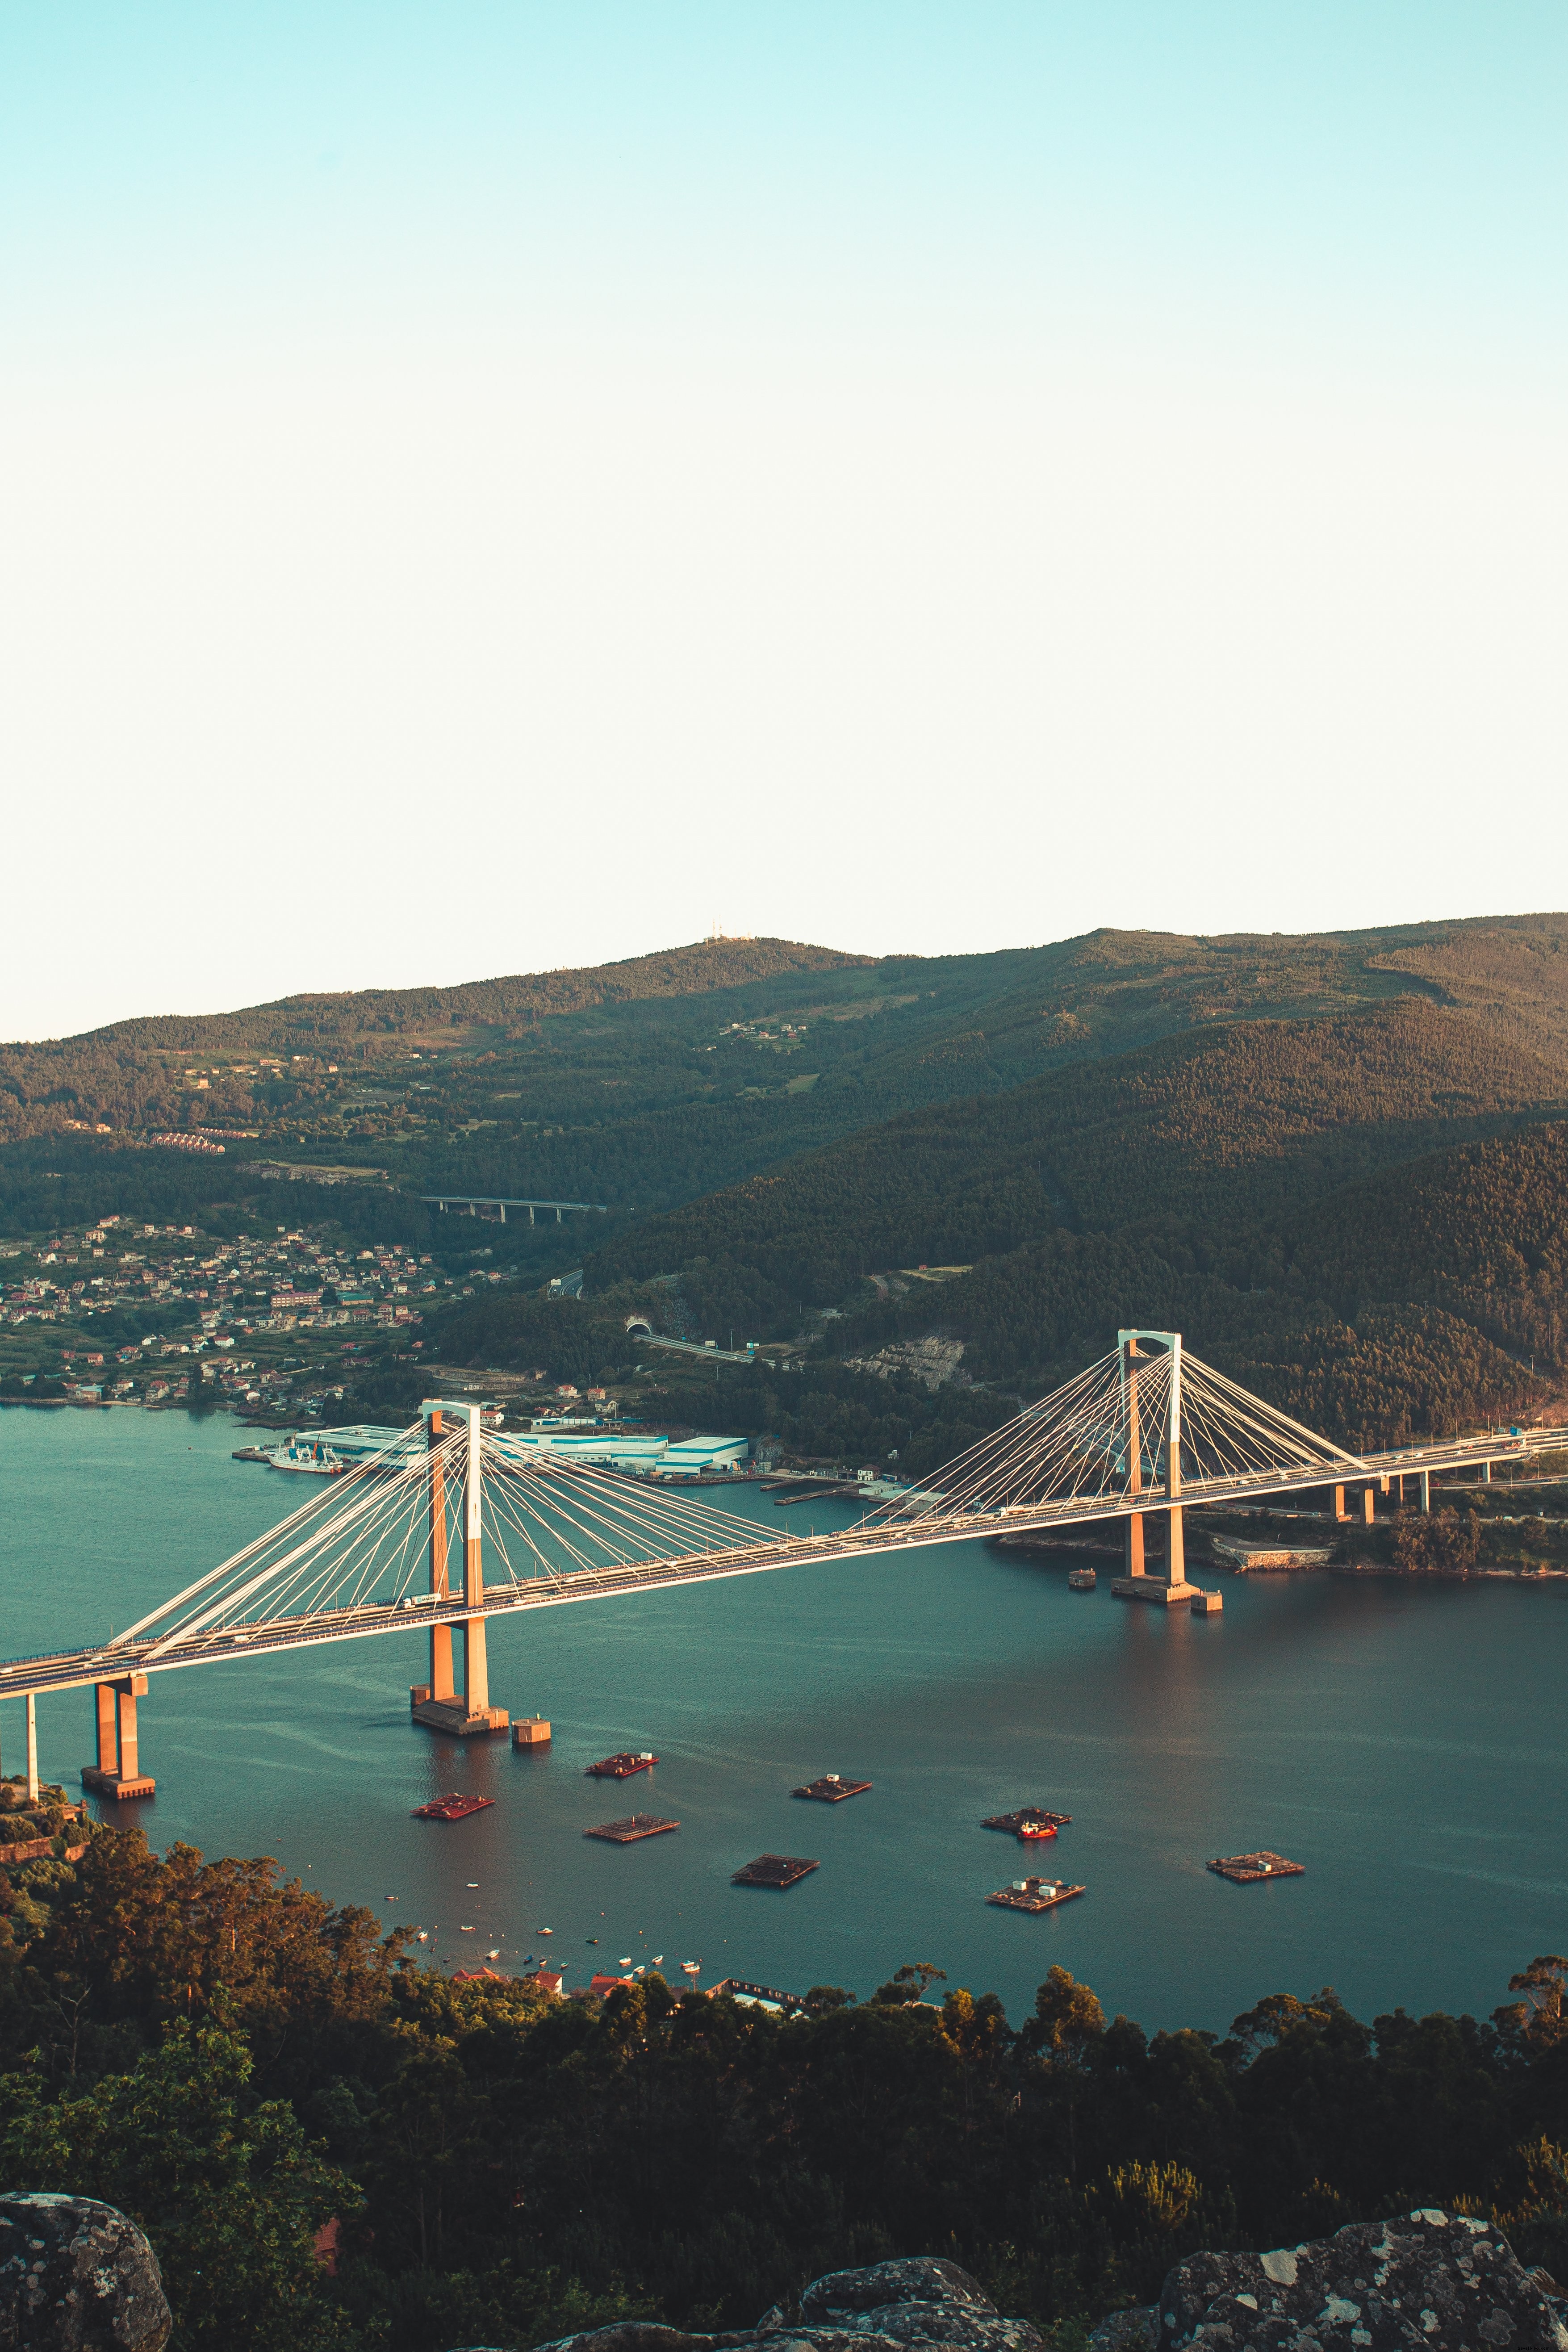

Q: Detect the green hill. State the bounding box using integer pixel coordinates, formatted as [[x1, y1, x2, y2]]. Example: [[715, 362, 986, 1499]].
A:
[[569, 1002, 1568, 1448], [586, 1002, 1567, 1313], [8, 917, 1568, 1224]]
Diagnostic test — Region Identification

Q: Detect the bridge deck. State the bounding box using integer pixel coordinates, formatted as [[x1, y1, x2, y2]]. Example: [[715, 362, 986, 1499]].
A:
[[0, 1433, 1549, 1703]]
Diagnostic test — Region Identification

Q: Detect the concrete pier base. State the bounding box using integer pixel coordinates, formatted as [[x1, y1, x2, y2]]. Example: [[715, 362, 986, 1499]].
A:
[[1190, 1589, 1225, 1614], [1111, 1577, 1198, 1606], [81, 1766, 156, 1799], [512, 1716, 552, 1748], [411, 1697, 510, 1736]]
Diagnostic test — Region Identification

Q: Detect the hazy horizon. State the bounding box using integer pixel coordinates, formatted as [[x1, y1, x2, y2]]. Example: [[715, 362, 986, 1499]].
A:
[[4, 4, 1564, 1038]]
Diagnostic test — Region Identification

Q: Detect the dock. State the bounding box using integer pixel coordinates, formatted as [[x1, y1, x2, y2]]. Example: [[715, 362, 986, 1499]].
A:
[[583, 1814, 680, 1842], [792, 1774, 871, 1801], [1207, 1850, 1304, 1883], [732, 1853, 819, 1889], [411, 1794, 495, 1821], [984, 1807, 1072, 1834], [987, 1876, 1086, 1913], [1211, 1539, 1330, 1572], [585, 1751, 658, 1778]]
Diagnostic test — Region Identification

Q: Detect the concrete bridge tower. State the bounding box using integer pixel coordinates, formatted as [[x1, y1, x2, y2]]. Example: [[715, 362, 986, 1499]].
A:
[[1112, 1330, 1198, 1605], [410, 1400, 511, 1735]]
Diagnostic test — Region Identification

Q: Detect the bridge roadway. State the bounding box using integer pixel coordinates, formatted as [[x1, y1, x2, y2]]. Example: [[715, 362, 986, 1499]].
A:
[[0, 1431, 1555, 1706]]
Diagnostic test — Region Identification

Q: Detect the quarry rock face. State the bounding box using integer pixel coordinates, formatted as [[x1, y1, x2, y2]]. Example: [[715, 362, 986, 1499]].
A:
[[532, 2256, 1042, 2352], [1155, 2212, 1568, 2352], [0, 2194, 171, 2352]]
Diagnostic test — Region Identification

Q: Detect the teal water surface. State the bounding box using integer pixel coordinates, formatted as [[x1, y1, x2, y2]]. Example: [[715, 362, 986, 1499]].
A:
[[2, 1406, 1564, 2035]]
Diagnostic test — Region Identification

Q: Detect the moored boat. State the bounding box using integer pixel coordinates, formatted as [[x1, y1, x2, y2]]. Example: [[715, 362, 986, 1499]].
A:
[[266, 1435, 348, 1476]]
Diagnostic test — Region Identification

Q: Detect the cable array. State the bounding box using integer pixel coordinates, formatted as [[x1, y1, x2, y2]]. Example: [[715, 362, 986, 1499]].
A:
[[481, 1431, 763, 1586], [862, 1339, 1363, 1532], [94, 1344, 1370, 1662]]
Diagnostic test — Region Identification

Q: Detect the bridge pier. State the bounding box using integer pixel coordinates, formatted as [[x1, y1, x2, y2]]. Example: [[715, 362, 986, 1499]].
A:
[[1112, 1334, 1201, 1605], [82, 1674, 155, 1800], [411, 1401, 510, 1737]]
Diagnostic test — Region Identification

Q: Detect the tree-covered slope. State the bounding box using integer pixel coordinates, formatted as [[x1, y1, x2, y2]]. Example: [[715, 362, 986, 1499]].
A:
[[587, 1003, 1568, 1310], [7, 915, 1568, 1209], [563, 1003, 1568, 1448]]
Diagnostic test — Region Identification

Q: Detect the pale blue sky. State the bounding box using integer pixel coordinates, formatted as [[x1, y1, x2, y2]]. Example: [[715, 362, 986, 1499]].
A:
[[3, 5, 1564, 1033]]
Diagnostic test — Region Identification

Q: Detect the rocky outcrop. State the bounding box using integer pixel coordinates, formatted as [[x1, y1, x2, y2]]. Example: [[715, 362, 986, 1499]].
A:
[[1087, 2210, 1568, 2352], [0, 2194, 171, 2351], [531, 2257, 1041, 2352], [480, 2222, 1568, 2352]]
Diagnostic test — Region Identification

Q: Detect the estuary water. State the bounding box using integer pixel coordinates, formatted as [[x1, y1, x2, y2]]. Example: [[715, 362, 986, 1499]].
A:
[[2, 1406, 1565, 2035]]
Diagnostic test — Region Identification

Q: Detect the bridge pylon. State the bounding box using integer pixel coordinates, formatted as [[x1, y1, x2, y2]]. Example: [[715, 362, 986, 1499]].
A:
[[410, 1401, 511, 1737], [1112, 1331, 1199, 1607]]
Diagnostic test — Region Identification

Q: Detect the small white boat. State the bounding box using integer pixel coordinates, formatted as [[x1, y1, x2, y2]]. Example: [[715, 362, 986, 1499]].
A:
[[681, 1960, 702, 1976], [486, 1949, 500, 1960]]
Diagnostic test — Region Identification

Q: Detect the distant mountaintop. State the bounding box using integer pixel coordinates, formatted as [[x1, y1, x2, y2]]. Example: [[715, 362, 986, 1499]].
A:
[[12, 937, 871, 1056], [7, 910, 1568, 1449], [5, 912, 1568, 1159]]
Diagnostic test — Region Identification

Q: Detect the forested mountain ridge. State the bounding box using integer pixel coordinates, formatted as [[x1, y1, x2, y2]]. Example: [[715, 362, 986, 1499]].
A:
[[587, 1003, 1568, 1309], [571, 1001, 1568, 1448], [4, 916, 1567, 1198]]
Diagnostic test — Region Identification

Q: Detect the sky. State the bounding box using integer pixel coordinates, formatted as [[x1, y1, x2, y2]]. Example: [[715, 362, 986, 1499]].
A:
[[2, 3, 1564, 1039]]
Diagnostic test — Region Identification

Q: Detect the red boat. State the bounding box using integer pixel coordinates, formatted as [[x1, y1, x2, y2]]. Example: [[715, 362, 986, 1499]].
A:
[[585, 1752, 658, 1779], [411, 1794, 496, 1821], [1016, 1820, 1059, 1843]]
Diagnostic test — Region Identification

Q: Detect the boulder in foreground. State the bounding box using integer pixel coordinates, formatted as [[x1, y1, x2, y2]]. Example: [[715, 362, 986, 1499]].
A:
[[0, 2193, 171, 2352]]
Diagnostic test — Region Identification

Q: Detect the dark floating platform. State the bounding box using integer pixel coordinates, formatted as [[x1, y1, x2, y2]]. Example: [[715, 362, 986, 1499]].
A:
[[732, 1853, 820, 1890], [1208, 1850, 1304, 1883], [411, 1794, 496, 1821], [987, 1876, 1086, 1914], [793, 1774, 872, 1802], [983, 1808, 1072, 1835], [585, 1752, 659, 1779], [584, 1815, 681, 1843]]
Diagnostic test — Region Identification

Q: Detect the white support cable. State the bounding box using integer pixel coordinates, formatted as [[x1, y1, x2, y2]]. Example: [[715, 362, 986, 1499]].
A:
[[109, 1424, 431, 1643], [140, 1433, 460, 1654]]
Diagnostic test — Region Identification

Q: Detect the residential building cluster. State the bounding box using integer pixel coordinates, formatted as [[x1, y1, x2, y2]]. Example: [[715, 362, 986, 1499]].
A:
[[0, 1215, 514, 1415]]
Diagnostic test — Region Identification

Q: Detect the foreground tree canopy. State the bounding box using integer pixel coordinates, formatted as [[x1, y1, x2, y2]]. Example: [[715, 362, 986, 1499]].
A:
[[4, 1830, 1568, 2352]]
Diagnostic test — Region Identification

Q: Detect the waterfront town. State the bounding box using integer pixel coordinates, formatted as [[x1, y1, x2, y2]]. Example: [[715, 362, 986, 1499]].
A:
[[0, 1216, 506, 1417]]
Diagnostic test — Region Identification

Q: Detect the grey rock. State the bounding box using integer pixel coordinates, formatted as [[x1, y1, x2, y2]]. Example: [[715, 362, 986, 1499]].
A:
[[0, 2195, 171, 2352], [532, 2332, 711, 2352], [843, 2318, 1039, 2352], [1157, 2211, 1568, 2352], [1089, 2311, 1158, 2352], [759, 2335, 912, 2352], [802, 2266, 998, 2327], [532, 2261, 1042, 2352]]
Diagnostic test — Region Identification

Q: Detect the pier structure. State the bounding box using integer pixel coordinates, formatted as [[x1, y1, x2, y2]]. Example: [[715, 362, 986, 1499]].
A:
[[82, 1672, 155, 1800], [4, 1338, 1559, 1795], [1112, 1329, 1195, 1605], [410, 1401, 510, 1736]]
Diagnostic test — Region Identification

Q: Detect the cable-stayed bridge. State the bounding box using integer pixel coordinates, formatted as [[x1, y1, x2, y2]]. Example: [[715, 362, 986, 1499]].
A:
[[1, 1330, 1553, 1798]]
